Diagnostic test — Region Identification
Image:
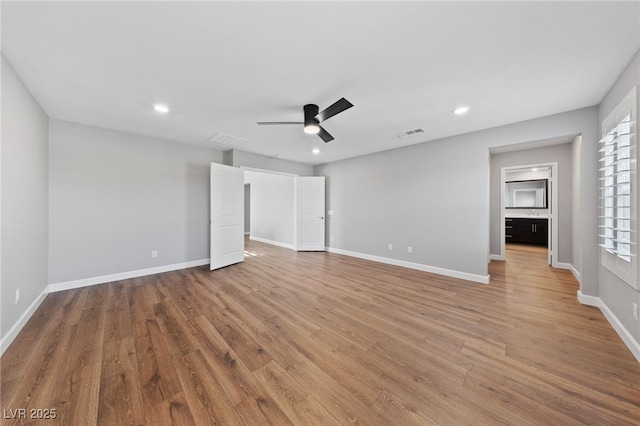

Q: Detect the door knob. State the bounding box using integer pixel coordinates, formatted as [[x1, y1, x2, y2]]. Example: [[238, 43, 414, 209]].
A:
[[319, 216, 324, 220]]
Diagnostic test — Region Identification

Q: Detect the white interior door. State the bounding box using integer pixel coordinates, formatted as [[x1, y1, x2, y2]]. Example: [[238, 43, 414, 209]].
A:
[[210, 163, 244, 270], [294, 176, 325, 251]]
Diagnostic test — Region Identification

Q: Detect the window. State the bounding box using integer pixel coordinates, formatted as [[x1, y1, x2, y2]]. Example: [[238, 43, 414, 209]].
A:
[[599, 87, 637, 288]]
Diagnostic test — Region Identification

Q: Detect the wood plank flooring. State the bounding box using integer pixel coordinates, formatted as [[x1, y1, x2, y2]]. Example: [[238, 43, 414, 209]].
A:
[[1, 240, 638, 425]]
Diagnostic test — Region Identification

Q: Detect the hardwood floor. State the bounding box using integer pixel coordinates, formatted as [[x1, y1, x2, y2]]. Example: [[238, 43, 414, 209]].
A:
[[1, 240, 638, 425]]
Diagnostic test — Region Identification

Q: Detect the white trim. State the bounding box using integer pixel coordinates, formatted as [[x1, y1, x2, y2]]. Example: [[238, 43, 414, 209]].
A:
[[241, 166, 298, 177], [599, 300, 640, 362], [244, 232, 250, 236], [327, 247, 490, 284], [577, 291, 640, 363], [249, 236, 294, 250], [576, 290, 600, 306], [1, 286, 50, 356], [48, 259, 210, 293], [489, 254, 505, 261], [555, 262, 581, 282]]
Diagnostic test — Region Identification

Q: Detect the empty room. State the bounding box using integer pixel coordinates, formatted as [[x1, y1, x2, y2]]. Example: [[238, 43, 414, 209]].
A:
[[1, 1, 639, 425]]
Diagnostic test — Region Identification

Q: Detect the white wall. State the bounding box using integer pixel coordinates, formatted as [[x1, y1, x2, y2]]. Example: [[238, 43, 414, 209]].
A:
[[596, 50, 640, 355], [245, 171, 294, 248], [1, 56, 49, 341], [490, 143, 573, 263], [315, 107, 597, 288], [48, 119, 224, 285]]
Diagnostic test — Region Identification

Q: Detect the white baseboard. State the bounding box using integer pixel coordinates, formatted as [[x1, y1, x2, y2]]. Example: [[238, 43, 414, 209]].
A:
[[569, 265, 581, 282], [489, 254, 505, 261], [244, 232, 250, 236], [1, 286, 50, 356], [326, 247, 490, 284], [249, 236, 294, 250], [48, 259, 210, 293], [555, 262, 581, 282], [599, 301, 640, 362], [577, 291, 640, 363], [576, 290, 600, 307]]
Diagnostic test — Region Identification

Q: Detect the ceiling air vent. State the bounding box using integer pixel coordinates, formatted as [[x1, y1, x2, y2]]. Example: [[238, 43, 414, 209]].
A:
[[395, 128, 424, 139], [206, 132, 248, 148]]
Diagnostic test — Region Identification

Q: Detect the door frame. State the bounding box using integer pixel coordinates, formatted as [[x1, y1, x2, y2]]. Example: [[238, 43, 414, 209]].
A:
[[499, 162, 558, 267]]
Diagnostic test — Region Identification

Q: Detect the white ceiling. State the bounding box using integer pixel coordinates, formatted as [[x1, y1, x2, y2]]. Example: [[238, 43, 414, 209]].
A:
[[2, 1, 639, 165]]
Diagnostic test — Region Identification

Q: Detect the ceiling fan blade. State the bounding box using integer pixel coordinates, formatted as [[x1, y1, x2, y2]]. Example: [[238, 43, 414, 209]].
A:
[[317, 126, 334, 143], [316, 98, 353, 122], [256, 121, 303, 125]]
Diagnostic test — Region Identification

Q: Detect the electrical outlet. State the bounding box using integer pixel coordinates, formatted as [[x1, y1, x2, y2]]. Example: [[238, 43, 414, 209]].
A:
[[407, 246, 413, 254], [633, 303, 638, 321], [151, 250, 158, 258], [387, 243, 393, 251], [15, 289, 20, 304]]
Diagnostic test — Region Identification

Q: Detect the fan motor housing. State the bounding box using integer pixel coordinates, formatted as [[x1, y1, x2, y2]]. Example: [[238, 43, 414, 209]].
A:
[[304, 104, 320, 128], [304, 104, 319, 120]]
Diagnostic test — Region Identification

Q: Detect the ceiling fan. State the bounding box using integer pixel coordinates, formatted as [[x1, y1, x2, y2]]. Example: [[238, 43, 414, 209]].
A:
[[257, 97, 354, 143]]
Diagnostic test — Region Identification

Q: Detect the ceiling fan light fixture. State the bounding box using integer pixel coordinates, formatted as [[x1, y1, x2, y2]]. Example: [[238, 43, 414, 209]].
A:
[[304, 123, 320, 134], [257, 99, 351, 143]]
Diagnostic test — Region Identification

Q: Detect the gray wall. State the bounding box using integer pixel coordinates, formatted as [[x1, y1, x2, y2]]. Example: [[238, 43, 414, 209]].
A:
[[316, 138, 490, 279], [48, 119, 224, 284], [245, 171, 294, 246], [1, 56, 49, 338], [490, 143, 573, 263], [597, 50, 640, 346], [230, 149, 313, 176], [315, 106, 598, 288]]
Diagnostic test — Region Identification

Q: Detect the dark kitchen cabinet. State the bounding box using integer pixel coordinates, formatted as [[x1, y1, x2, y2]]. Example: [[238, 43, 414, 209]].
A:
[[505, 218, 548, 247]]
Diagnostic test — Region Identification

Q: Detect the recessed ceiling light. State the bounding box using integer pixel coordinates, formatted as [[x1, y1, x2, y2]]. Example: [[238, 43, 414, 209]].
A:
[[532, 168, 538, 171], [153, 104, 170, 113], [453, 106, 469, 115], [312, 148, 320, 154]]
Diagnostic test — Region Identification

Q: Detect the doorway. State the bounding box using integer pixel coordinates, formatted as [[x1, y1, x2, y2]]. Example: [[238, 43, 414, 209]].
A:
[[229, 167, 326, 251], [499, 162, 558, 266]]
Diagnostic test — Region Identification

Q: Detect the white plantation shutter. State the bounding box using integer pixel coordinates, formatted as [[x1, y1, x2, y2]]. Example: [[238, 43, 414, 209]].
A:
[[599, 114, 632, 261], [599, 87, 637, 288]]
